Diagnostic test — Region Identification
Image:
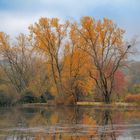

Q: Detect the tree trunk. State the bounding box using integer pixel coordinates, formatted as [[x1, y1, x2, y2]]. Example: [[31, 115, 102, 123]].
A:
[[104, 93, 111, 104]]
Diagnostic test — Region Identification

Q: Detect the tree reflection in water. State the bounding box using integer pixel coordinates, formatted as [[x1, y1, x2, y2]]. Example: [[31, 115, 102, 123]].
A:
[[1, 107, 140, 140], [96, 109, 116, 140]]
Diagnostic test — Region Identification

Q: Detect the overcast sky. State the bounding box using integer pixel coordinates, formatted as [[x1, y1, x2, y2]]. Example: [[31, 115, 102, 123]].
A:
[[0, 0, 140, 60], [0, 0, 140, 38]]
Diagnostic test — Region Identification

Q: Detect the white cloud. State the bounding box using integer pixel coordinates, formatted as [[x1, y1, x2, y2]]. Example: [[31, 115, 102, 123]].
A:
[[0, 0, 139, 38], [0, 11, 60, 37]]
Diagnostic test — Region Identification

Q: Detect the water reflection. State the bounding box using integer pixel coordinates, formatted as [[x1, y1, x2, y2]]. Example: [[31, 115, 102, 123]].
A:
[[0, 107, 140, 140], [95, 109, 116, 140]]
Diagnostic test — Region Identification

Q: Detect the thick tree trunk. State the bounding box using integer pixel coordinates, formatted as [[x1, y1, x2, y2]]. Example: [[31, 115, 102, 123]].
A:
[[104, 93, 111, 104]]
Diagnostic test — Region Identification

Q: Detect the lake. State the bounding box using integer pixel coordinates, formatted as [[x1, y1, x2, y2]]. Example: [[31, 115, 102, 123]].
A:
[[0, 106, 140, 140]]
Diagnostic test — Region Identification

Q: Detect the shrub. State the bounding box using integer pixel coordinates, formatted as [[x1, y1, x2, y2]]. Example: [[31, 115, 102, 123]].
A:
[[18, 91, 38, 104], [125, 94, 140, 103], [0, 91, 12, 106], [43, 91, 54, 100], [17, 90, 54, 104]]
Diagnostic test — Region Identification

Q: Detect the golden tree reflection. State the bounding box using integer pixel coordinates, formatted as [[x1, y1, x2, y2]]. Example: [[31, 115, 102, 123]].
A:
[[2, 107, 140, 140]]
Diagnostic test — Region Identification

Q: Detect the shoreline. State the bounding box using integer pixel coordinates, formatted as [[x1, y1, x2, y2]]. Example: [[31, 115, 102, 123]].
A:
[[20, 102, 140, 108], [1, 102, 140, 109]]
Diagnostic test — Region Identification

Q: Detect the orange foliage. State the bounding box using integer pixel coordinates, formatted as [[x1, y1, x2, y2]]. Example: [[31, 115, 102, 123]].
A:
[[29, 17, 97, 103], [125, 94, 140, 103], [0, 16, 128, 104], [29, 18, 69, 97], [70, 17, 127, 103], [62, 46, 95, 96], [29, 17, 128, 104]]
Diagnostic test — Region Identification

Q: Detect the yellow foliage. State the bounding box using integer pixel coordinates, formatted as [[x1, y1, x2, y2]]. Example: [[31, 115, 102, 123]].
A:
[[62, 46, 95, 96], [3, 16, 124, 104]]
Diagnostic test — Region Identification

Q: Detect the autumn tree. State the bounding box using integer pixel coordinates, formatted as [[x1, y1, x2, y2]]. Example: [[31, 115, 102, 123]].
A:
[[62, 43, 95, 104], [28, 56, 50, 98], [0, 33, 26, 93], [0, 33, 38, 94], [71, 17, 132, 103], [0, 17, 135, 105], [29, 18, 96, 104], [29, 18, 69, 103]]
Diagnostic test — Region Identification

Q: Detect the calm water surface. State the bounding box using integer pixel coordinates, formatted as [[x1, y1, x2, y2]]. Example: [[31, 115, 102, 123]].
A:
[[0, 106, 140, 140]]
